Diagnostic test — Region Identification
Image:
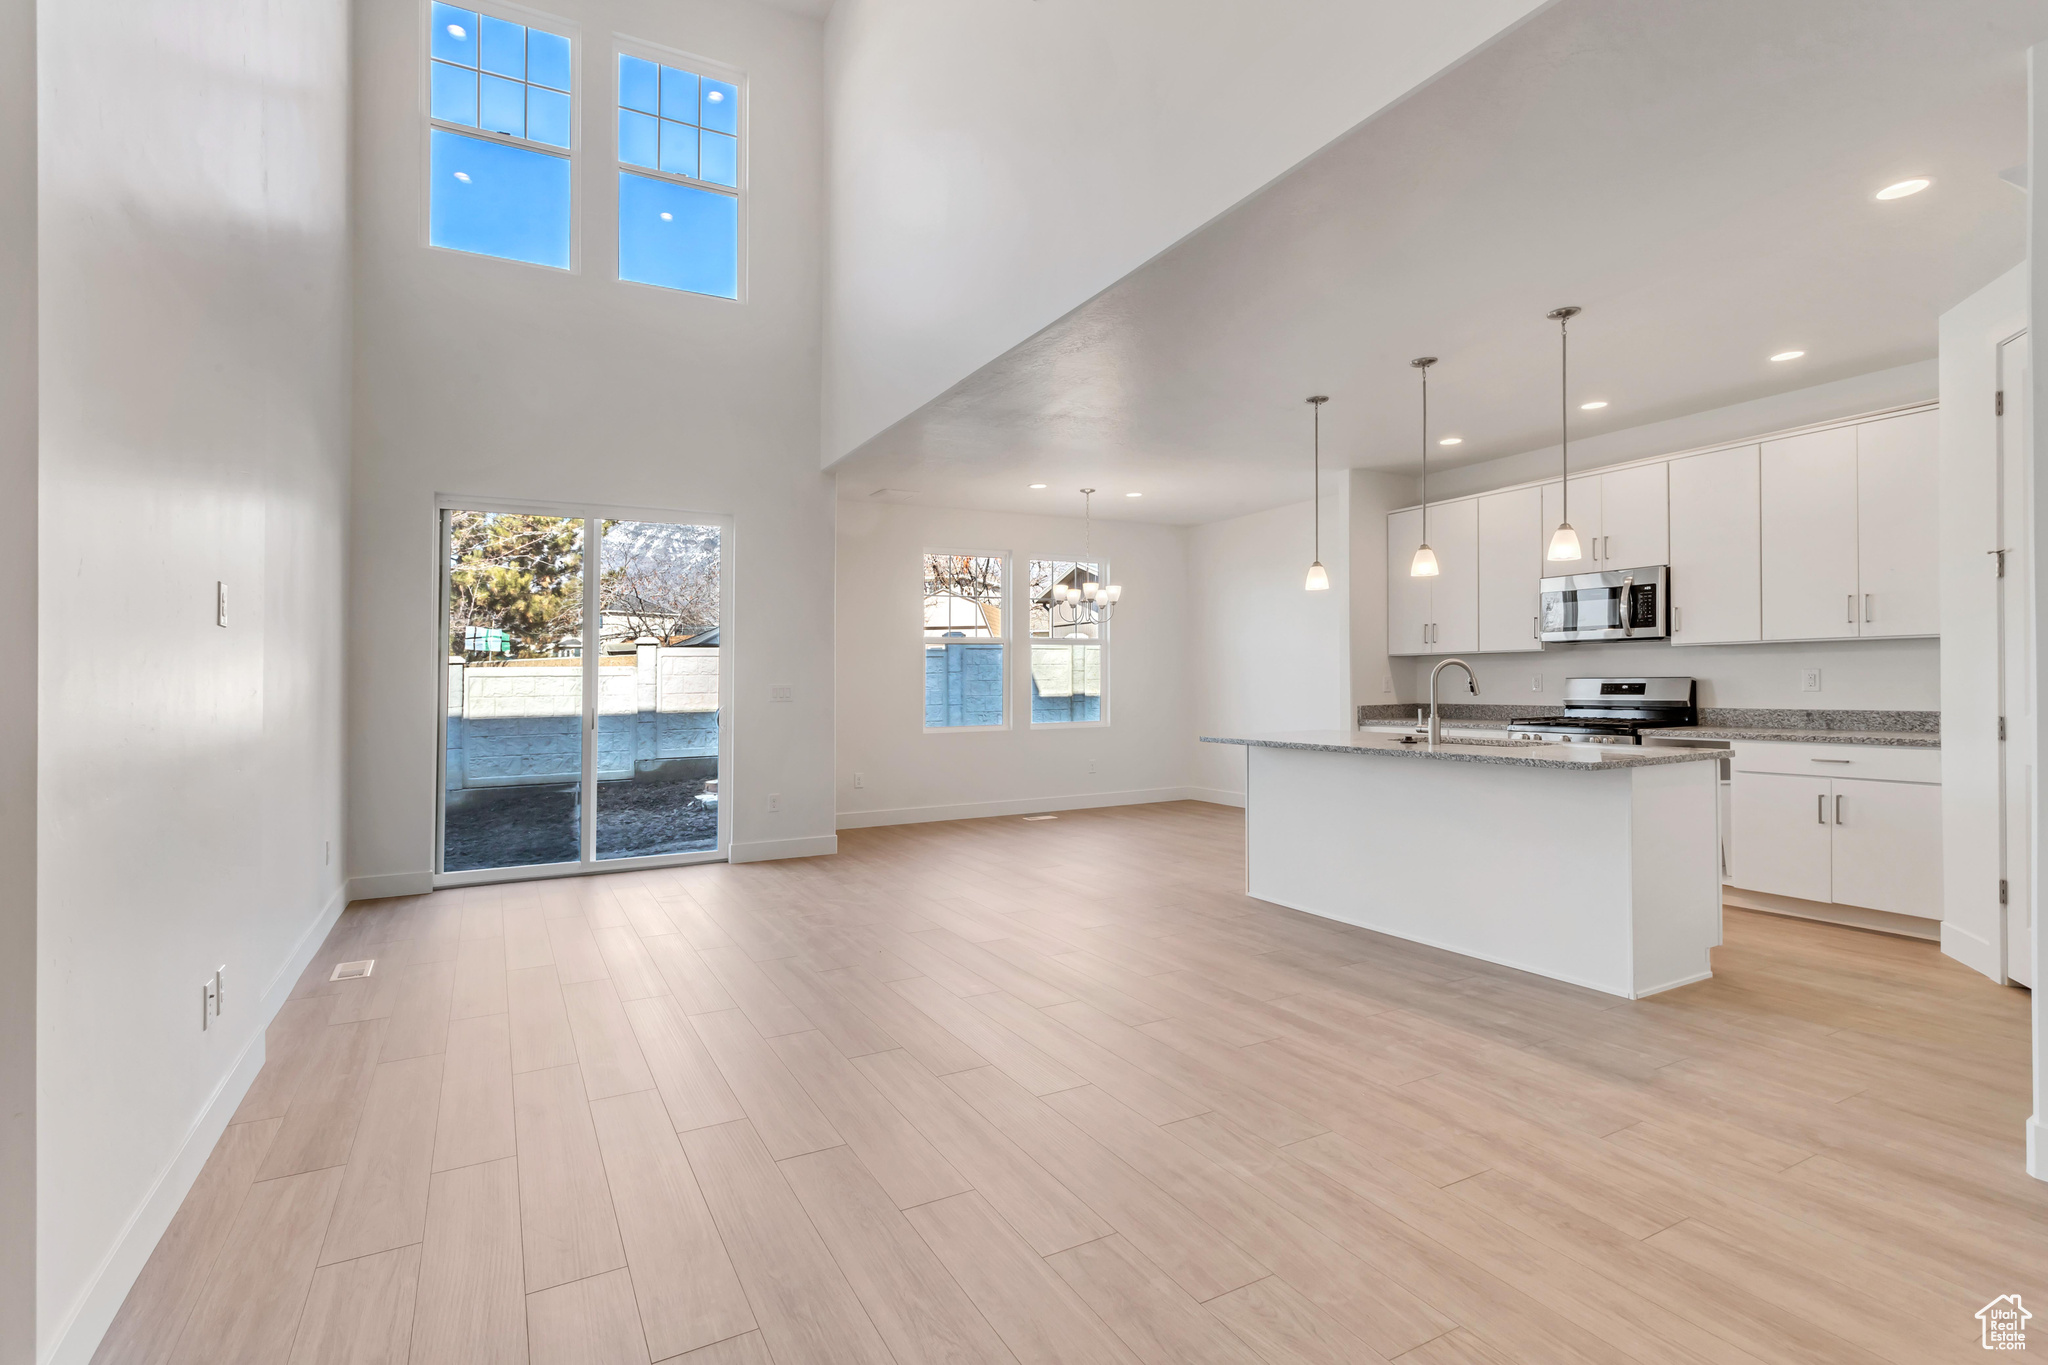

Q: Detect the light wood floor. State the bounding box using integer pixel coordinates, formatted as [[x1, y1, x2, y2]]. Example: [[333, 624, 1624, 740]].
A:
[[98, 800, 2044, 1365]]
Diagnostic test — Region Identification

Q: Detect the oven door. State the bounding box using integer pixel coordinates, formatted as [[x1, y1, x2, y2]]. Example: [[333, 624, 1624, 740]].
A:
[[1539, 566, 1668, 642]]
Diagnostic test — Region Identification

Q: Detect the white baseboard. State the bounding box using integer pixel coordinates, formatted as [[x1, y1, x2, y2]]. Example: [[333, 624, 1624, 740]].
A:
[[730, 834, 838, 863], [347, 870, 433, 901], [1722, 887, 1940, 941], [1183, 787, 1246, 809], [835, 786, 1220, 830], [46, 882, 348, 1365]]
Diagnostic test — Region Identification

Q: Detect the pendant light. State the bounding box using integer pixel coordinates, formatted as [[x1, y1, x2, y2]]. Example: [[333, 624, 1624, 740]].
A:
[[1409, 357, 1440, 577], [1304, 395, 1330, 591], [1047, 489, 1123, 628], [1545, 305, 1584, 562]]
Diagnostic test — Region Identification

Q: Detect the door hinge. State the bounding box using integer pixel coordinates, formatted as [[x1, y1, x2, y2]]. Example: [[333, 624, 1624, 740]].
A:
[[1992, 548, 2008, 577], [2000, 879, 2009, 905], [1997, 390, 2005, 416], [2000, 715, 2008, 741]]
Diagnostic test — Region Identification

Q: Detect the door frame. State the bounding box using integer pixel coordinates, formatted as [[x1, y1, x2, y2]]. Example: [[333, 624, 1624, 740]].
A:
[[432, 493, 737, 886], [1998, 331, 2034, 986]]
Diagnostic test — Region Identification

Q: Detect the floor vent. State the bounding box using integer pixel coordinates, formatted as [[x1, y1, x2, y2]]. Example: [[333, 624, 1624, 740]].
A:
[[1021, 814, 1059, 822], [330, 960, 376, 982]]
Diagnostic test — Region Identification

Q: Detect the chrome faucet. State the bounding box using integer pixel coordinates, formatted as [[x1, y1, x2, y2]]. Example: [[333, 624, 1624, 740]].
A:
[[1427, 658, 1478, 747]]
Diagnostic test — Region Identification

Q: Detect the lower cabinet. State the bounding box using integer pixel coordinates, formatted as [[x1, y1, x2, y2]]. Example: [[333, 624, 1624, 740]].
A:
[[1728, 744, 1941, 917]]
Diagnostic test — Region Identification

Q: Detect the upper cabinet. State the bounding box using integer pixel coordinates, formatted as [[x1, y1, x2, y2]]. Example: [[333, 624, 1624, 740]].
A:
[[1477, 484, 1544, 652], [1386, 498, 1480, 655], [1854, 409, 1939, 637], [1668, 445, 1761, 644], [1761, 426, 1861, 640], [1538, 464, 1667, 571], [1385, 406, 1936, 657]]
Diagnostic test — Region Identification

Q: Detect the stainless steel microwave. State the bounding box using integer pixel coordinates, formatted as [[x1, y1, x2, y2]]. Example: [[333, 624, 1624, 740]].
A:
[[1539, 565, 1668, 642]]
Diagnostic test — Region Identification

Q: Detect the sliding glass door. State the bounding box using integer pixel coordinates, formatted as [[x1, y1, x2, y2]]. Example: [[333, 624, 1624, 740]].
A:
[[437, 502, 730, 881]]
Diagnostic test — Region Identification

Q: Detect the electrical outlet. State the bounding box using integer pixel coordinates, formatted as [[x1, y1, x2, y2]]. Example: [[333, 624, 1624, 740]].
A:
[[1087, 758, 1097, 774], [201, 976, 219, 1030], [1381, 674, 1393, 694], [767, 792, 781, 813], [853, 772, 865, 789], [769, 684, 794, 702], [1801, 668, 1822, 693], [1531, 673, 1543, 692], [216, 581, 227, 628]]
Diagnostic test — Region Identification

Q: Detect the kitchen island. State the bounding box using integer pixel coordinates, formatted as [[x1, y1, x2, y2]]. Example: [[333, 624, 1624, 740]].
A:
[[1203, 730, 1724, 999]]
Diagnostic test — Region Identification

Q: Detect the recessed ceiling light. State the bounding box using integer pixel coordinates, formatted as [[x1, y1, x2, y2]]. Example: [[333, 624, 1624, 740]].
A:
[[1028, 483, 1046, 489], [1875, 178, 1930, 200], [1125, 492, 1142, 498], [1770, 350, 1805, 362], [1439, 436, 1462, 446], [453, 171, 471, 182], [1579, 400, 1608, 411]]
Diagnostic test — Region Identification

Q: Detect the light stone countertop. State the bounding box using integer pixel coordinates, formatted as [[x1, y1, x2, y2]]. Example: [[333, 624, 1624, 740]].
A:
[[1359, 721, 1940, 749], [1201, 731, 1726, 770]]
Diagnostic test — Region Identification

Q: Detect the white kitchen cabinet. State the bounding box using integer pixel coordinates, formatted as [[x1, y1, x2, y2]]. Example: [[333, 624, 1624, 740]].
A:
[[1761, 426, 1860, 640], [1597, 462, 1669, 569], [1668, 445, 1761, 644], [1428, 497, 1480, 653], [1387, 506, 1432, 655], [1540, 478, 1601, 569], [1731, 771, 1834, 902], [1477, 485, 1544, 652], [1829, 776, 1942, 915], [1855, 409, 1939, 637]]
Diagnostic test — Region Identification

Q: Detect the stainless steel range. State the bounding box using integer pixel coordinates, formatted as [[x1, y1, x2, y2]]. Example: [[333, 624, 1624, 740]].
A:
[[1507, 676, 1698, 746]]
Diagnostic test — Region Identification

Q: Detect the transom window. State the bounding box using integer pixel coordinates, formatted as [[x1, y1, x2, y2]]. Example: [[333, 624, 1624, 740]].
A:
[[616, 49, 742, 299], [427, 3, 575, 270], [924, 553, 1007, 730]]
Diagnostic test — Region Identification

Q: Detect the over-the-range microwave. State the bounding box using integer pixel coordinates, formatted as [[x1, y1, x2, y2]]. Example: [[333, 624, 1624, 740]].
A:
[[1539, 564, 1668, 643]]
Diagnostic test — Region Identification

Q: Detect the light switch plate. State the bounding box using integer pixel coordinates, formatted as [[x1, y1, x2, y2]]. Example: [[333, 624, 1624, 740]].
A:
[[769, 684, 794, 702]]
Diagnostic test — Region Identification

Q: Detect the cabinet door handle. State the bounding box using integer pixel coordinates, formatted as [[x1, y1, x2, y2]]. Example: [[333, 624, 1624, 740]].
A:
[[1817, 794, 1826, 825], [1603, 536, 1611, 562], [1835, 794, 1844, 825], [1864, 593, 1872, 623], [1533, 614, 1539, 640], [1847, 594, 1855, 624], [1672, 605, 1681, 634]]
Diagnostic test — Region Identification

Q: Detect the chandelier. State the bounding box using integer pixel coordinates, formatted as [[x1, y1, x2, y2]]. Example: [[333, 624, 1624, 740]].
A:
[[1046, 488, 1124, 628]]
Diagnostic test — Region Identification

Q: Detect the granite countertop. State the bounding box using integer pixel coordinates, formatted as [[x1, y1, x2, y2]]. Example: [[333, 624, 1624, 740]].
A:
[[1201, 731, 1724, 771], [1355, 705, 1941, 749]]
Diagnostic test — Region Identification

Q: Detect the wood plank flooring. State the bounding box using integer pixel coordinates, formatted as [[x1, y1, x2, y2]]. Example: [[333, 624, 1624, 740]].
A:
[[97, 800, 2045, 1364]]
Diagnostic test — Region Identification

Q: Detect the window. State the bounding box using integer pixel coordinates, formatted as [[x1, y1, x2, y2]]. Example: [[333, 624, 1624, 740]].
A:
[[428, 3, 574, 269], [616, 49, 741, 299], [1028, 559, 1106, 725], [924, 553, 1006, 729]]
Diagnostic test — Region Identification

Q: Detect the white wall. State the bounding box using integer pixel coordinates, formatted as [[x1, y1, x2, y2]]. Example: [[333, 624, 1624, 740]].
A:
[[1424, 360, 1938, 502], [1347, 470, 1409, 717], [1939, 263, 2026, 985], [35, 0, 353, 1357], [819, 0, 1548, 464], [1189, 494, 1350, 800], [2027, 43, 2047, 1184], [835, 500, 1194, 824], [350, 0, 834, 884], [0, 0, 33, 1354]]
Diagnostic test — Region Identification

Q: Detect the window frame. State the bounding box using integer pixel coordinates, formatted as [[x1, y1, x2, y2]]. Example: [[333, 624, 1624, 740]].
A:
[[419, 0, 584, 273], [611, 33, 749, 303], [1025, 554, 1111, 729], [921, 547, 1011, 735]]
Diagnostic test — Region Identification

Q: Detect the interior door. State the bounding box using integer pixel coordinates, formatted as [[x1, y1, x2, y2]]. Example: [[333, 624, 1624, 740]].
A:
[[2000, 333, 2034, 987], [1855, 409, 1940, 636], [1668, 446, 1761, 644], [1829, 778, 1943, 916], [1761, 426, 1859, 640], [1596, 462, 1669, 569], [1730, 770, 1832, 902], [1477, 485, 1544, 652], [1387, 507, 1431, 655]]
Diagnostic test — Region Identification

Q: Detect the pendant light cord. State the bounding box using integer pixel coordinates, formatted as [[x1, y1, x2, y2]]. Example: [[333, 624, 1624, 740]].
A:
[[1560, 313, 1569, 522], [1312, 401, 1320, 562], [1419, 364, 1428, 539]]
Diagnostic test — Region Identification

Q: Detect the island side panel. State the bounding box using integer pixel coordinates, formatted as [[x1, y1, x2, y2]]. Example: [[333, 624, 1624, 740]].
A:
[[1626, 759, 1722, 996], [1244, 745, 1638, 996]]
